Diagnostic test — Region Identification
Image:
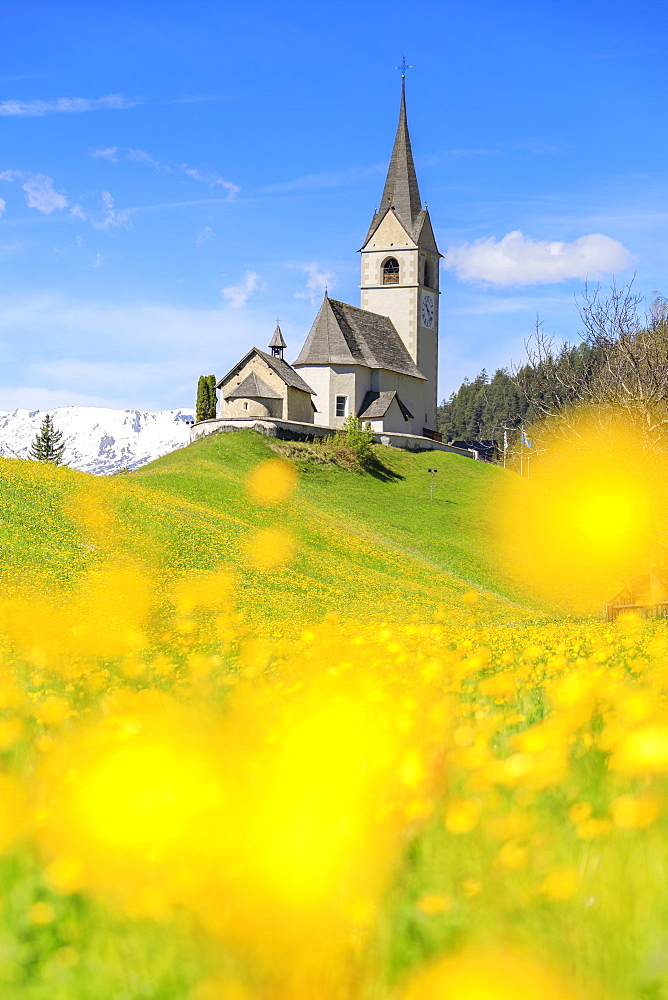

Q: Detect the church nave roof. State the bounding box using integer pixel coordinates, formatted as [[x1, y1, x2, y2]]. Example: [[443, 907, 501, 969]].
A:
[[293, 297, 426, 380]]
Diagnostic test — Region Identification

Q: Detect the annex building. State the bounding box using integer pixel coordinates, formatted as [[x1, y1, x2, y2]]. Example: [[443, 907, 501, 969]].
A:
[[194, 75, 455, 453]]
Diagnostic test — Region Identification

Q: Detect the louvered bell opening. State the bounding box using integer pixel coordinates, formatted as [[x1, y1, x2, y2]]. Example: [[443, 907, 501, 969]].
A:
[[382, 257, 400, 284]]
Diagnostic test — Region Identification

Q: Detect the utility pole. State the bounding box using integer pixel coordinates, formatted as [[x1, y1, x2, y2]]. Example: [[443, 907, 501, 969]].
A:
[[428, 468, 438, 500]]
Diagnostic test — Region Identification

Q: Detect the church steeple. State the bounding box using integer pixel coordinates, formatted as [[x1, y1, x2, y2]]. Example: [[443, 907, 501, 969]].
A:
[[359, 69, 440, 433], [378, 78, 422, 234], [364, 77, 425, 245]]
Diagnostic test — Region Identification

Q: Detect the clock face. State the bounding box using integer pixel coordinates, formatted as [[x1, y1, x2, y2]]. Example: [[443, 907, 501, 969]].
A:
[[421, 292, 435, 329]]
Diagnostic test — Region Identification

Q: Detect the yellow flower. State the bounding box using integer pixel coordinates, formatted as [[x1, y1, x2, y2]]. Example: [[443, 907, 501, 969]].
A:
[[496, 839, 527, 870], [444, 798, 481, 835], [540, 866, 579, 901], [610, 794, 660, 829], [246, 458, 298, 503], [29, 901, 56, 925], [611, 725, 668, 774], [416, 893, 452, 915], [244, 526, 295, 570], [33, 696, 72, 726], [400, 946, 585, 1000]]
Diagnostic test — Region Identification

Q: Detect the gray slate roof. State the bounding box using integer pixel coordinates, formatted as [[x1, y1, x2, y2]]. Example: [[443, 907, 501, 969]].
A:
[[293, 297, 426, 380], [358, 390, 414, 421], [269, 324, 286, 349], [217, 348, 315, 394], [224, 372, 281, 400], [362, 81, 440, 254]]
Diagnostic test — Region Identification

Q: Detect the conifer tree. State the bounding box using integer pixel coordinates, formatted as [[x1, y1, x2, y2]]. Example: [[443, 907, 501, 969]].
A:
[[206, 374, 217, 419], [196, 374, 217, 421], [196, 376, 208, 422], [30, 414, 67, 465]]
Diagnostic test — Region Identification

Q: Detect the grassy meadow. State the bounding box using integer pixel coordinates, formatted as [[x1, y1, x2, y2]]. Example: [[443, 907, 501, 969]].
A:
[[0, 429, 667, 999]]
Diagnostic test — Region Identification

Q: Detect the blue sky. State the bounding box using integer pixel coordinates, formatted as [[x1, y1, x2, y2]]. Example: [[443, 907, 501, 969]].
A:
[[1, 0, 667, 411]]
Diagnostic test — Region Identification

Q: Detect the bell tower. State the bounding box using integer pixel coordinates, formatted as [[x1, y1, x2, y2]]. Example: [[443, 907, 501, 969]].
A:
[[360, 72, 440, 432]]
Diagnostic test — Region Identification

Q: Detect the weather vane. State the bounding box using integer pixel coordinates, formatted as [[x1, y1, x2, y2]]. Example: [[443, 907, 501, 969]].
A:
[[396, 55, 412, 78]]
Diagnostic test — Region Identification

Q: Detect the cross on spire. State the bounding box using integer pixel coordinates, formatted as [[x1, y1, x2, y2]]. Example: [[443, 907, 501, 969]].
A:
[[396, 55, 412, 78]]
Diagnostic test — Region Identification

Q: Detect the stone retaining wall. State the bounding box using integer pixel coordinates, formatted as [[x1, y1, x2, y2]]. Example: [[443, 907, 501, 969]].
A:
[[190, 417, 479, 459]]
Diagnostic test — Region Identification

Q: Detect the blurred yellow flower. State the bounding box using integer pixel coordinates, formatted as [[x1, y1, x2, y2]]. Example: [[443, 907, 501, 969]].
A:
[[246, 458, 298, 503], [400, 947, 586, 1000], [416, 893, 452, 915], [611, 725, 668, 774], [541, 866, 579, 900], [29, 901, 56, 925], [445, 798, 481, 835], [244, 526, 295, 570], [610, 794, 660, 829]]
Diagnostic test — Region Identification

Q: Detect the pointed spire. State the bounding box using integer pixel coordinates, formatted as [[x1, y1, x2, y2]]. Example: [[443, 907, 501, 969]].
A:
[[269, 322, 287, 359], [377, 76, 423, 235]]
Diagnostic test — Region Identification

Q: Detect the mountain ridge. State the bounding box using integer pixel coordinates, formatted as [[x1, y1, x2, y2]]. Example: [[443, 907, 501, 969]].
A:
[[0, 406, 195, 475]]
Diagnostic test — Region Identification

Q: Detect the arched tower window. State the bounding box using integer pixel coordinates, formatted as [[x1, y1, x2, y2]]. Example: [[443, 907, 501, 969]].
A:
[[423, 259, 431, 288], [382, 257, 400, 284]]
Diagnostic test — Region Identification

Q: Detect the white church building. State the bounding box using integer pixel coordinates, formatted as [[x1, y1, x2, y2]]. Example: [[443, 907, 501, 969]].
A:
[[194, 76, 451, 452]]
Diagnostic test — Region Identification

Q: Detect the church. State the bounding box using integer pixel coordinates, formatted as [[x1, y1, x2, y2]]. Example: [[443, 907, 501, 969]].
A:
[[204, 75, 444, 449]]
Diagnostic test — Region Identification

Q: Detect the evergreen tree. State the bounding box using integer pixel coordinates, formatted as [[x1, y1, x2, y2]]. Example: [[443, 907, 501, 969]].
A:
[[206, 374, 217, 419], [196, 374, 217, 422], [30, 414, 66, 465], [196, 376, 207, 422]]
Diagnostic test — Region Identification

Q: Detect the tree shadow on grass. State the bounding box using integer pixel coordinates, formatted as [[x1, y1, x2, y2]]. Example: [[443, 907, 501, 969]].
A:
[[363, 455, 405, 482]]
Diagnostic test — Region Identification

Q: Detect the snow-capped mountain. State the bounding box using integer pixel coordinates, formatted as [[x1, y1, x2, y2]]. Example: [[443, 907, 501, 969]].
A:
[[0, 407, 196, 475]]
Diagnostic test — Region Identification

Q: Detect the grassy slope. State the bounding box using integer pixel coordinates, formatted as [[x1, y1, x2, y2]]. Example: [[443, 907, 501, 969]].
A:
[[128, 431, 533, 626], [0, 430, 533, 630]]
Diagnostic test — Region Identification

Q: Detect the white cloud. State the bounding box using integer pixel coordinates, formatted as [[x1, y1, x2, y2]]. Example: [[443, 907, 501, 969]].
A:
[[1, 170, 69, 215], [21, 174, 68, 213], [221, 270, 263, 308], [0, 294, 270, 409], [90, 146, 120, 162], [71, 192, 131, 231], [180, 164, 239, 198], [127, 148, 164, 168], [0, 94, 140, 117], [0, 197, 5, 217], [93, 192, 131, 231], [196, 226, 214, 244], [91, 146, 165, 169], [293, 261, 337, 302], [443, 230, 634, 286]]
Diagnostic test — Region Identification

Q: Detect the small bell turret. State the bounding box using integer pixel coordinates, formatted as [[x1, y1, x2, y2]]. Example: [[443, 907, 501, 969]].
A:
[[269, 323, 287, 359]]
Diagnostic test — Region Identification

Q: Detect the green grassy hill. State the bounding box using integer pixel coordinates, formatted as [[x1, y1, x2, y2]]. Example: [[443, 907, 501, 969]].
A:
[[0, 430, 533, 629]]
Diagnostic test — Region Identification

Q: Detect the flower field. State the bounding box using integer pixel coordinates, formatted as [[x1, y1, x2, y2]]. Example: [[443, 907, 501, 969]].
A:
[[1, 429, 667, 999]]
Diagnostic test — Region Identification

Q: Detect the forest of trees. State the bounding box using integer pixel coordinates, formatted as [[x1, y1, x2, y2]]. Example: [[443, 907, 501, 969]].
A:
[[436, 342, 603, 443], [438, 286, 668, 452]]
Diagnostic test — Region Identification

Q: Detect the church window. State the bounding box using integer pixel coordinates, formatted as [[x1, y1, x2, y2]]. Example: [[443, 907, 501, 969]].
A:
[[335, 395, 348, 418], [423, 259, 431, 288], [382, 258, 399, 284]]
